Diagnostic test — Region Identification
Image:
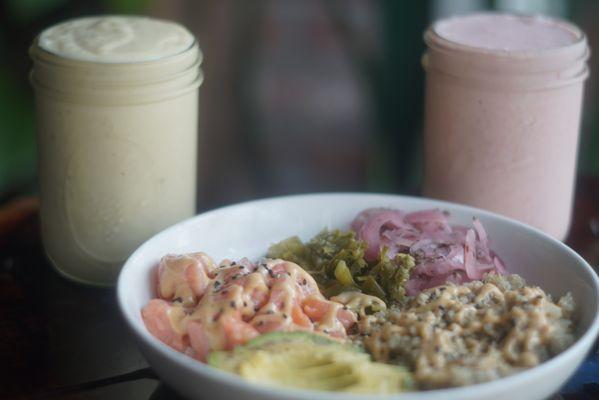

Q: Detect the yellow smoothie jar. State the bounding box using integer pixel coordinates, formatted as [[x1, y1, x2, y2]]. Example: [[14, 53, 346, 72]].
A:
[[30, 16, 202, 285]]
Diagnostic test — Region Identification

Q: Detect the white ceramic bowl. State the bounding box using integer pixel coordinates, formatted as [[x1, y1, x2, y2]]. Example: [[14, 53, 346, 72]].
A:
[[117, 194, 599, 400]]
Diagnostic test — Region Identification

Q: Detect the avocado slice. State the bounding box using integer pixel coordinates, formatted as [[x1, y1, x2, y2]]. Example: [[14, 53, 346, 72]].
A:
[[208, 332, 412, 394], [243, 331, 362, 352]]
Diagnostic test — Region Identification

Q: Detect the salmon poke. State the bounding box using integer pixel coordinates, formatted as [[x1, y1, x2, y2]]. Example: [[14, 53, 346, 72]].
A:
[[141, 208, 576, 393]]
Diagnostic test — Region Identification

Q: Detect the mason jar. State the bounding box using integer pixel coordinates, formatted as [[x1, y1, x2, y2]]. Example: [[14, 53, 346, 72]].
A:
[[30, 16, 203, 285], [422, 13, 589, 240]]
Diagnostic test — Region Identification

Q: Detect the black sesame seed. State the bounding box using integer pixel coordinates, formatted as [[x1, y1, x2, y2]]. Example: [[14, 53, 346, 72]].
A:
[[243, 301, 248, 307], [302, 279, 307, 285], [267, 310, 275, 315], [282, 313, 288, 319], [230, 301, 236, 308], [213, 308, 224, 322], [231, 261, 236, 266]]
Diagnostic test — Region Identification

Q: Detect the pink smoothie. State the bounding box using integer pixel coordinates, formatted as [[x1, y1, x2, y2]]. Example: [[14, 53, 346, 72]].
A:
[[434, 13, 579, 51], [423, 13, 589, 240]]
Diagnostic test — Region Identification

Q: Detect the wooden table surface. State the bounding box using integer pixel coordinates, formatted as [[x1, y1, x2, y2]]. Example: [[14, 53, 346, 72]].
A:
[[2, 177, 598, 400]]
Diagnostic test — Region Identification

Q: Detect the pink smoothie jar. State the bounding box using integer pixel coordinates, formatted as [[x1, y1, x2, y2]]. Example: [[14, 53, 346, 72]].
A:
[[422, 13, 589, 240]]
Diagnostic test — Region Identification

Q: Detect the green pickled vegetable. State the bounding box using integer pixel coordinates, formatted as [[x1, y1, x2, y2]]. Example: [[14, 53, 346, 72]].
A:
[[334, 260, 356, 286], [267, 229, 415, 303]]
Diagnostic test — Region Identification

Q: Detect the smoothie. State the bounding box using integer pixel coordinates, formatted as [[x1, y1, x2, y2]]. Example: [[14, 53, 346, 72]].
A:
[[423, 13, 589, 240], [31, 16, 202, 285]]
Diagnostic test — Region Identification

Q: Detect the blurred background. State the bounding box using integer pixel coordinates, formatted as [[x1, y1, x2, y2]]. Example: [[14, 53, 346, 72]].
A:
[[0, 0, 598, 210]]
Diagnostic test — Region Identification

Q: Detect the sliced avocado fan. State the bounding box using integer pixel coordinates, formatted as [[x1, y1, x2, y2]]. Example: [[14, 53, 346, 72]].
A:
[[208, 332, 412, 394]]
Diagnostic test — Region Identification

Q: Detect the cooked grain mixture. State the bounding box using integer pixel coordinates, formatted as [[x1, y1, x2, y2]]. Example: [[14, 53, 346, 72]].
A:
[[354, 274, 576, 389]]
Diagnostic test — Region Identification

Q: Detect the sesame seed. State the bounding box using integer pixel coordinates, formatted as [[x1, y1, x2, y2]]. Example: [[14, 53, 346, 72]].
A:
[[213, 308, 224, 322]]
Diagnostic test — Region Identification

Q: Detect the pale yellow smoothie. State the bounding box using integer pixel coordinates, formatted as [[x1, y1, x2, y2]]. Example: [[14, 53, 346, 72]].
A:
[[30, 16, 202, 285]]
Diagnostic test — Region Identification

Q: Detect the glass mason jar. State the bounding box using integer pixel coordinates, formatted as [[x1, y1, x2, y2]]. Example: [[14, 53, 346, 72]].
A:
[[30, 16, 203, 285], [422, 13, 589, 240]]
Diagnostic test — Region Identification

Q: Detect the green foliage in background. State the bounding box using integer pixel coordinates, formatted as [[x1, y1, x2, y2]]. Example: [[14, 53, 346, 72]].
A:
[[5, 0, 149, 20], [370, 0, 429, 192], [0, 67, 36, 195], [104, 0, 150, 14], [5, 0, 69, 23]]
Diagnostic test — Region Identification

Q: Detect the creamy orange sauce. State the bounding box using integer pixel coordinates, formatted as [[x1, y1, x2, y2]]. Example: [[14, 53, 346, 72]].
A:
[[157, 252, 215, 306], [143, 255, 357, 361], [355, 274, 576, 389], [332, 291, 387, 317]]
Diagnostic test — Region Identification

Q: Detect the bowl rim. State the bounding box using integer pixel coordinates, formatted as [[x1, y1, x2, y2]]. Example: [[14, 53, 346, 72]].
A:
[[117, 192, 599, 399]]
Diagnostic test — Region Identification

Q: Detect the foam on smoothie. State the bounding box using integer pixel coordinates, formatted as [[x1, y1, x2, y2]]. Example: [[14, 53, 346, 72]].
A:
[[434, 13, 580, 52], [38, 16, 194, 63]]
